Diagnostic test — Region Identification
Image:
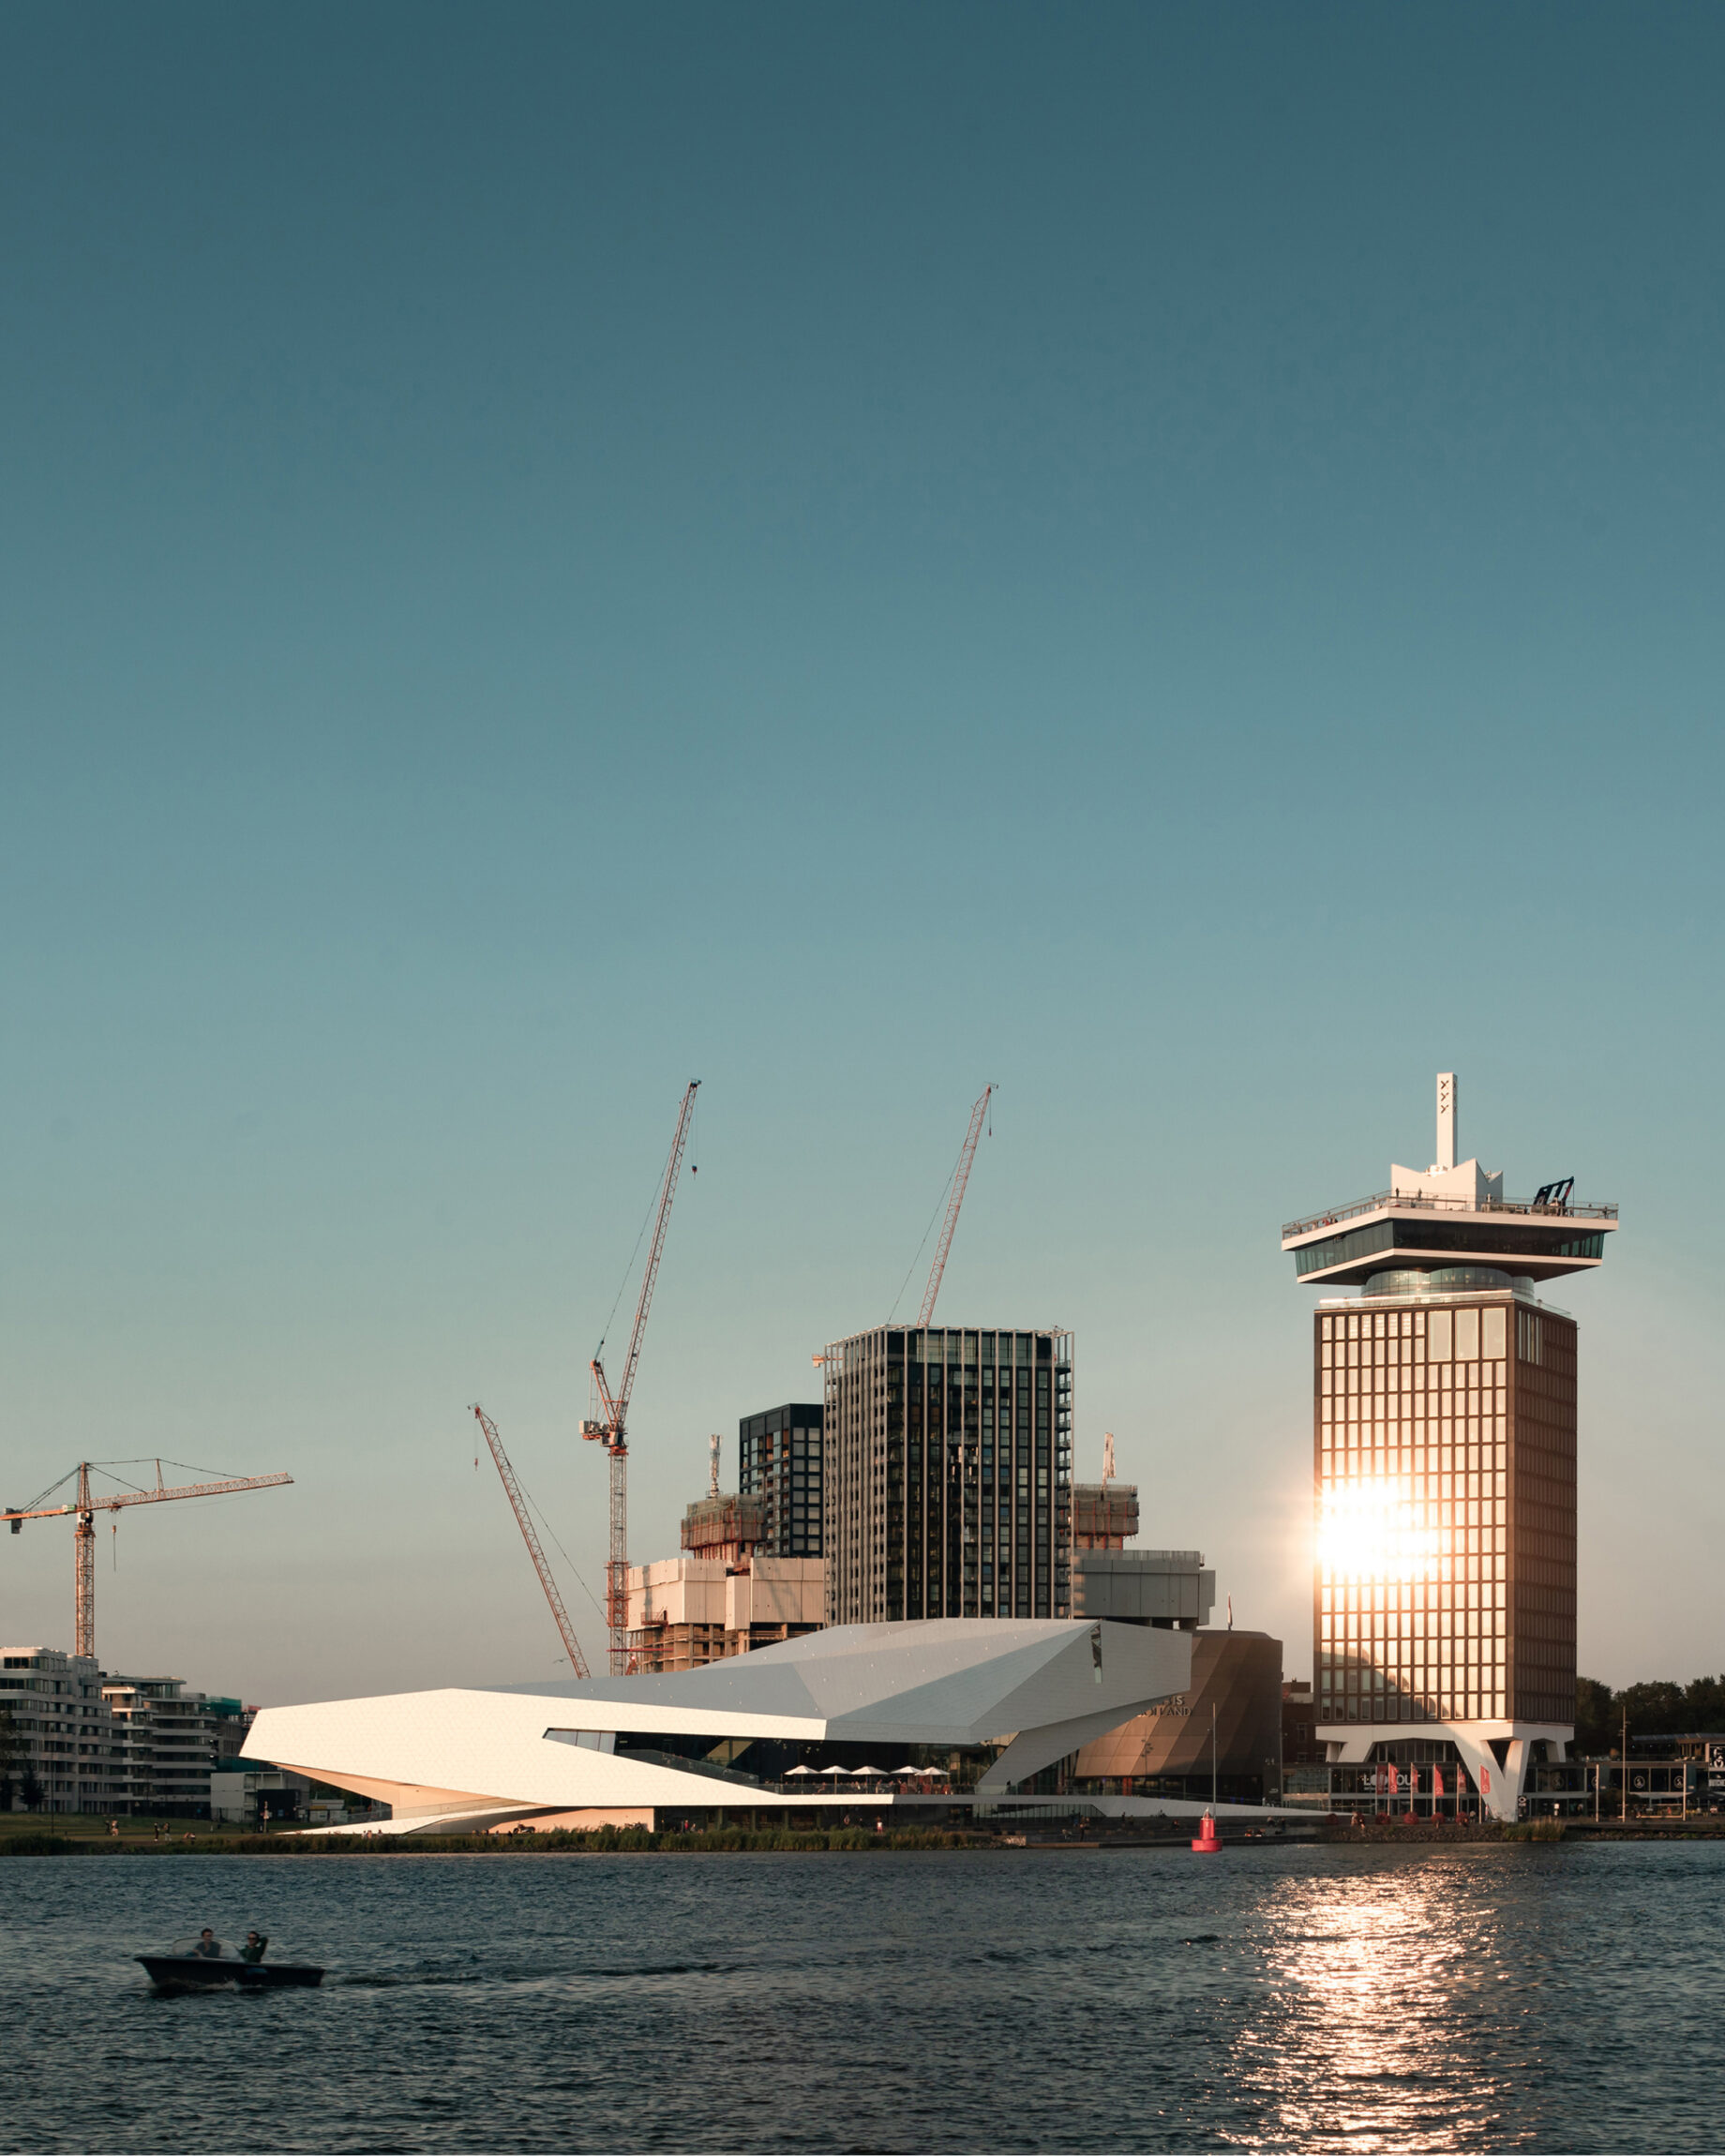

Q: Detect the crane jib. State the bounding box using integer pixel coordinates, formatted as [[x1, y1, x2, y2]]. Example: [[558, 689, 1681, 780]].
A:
[[918, 1083, 995, 1329], [5, 1463, 292, 1661], [472, 1405, 592, 1682]]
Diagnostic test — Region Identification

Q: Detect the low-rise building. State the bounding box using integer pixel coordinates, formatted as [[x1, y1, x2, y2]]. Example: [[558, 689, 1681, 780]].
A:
[[1512, 1736, 1725, 1819], [210, 1760, 390, 1829], [625, 1553, 826, 1673], [0, 1649, 266, 1819], [680, 1490, 768, 1565], [1072, 1480, 1140, 1550], [210, 1762, 313, 1824], [0, 1646, 130, 1815], [102, 1676, 254, 1816], [1070, 1548, 1214, 1627], [1282, 1680, 1318, 1770], [624, 1457, 827, 1674]]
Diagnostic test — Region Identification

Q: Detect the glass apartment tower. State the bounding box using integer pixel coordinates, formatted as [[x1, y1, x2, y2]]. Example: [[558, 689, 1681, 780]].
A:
[[738, 1402, 824, 1558], [1282, 1074, 1617, 1820], [821, 1326, 1073, 1625]]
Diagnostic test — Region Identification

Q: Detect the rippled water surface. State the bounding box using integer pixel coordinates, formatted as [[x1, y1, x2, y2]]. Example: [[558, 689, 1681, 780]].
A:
[[6, 1843, 1722, 2151]]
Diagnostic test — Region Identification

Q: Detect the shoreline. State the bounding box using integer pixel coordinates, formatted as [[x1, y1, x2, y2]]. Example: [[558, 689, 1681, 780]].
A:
[[8, 1817, 1725, 1856]]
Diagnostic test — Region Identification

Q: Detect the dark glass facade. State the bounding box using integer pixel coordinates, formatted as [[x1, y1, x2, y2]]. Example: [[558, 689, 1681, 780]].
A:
[[1295, 1220, 1607, 1278], [822, 1325, 1072, 1626], [738, 1403, 823, 1558]]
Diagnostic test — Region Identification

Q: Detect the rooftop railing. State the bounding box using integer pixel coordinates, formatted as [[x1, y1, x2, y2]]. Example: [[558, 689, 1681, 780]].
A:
[[1282, 1190, 1618, 1241], [1315, 1288, 1576, 1320]]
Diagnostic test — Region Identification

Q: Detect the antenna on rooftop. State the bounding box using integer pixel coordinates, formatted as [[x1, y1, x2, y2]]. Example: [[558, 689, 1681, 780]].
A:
[[709, 1433, 721, 1500], [1102, 1432, 1117, 1489]]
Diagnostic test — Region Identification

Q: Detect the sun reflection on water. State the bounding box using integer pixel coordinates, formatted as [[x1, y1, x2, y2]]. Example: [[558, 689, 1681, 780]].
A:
[[1221, 1859, 1522, 2151]]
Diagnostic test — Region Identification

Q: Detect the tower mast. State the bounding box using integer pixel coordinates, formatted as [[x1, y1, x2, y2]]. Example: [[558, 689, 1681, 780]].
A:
[[584, 1080, 700, 1673]]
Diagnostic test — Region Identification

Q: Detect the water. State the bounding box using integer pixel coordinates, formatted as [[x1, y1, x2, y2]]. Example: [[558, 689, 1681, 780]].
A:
[[5, 1842, 1721, 2151]]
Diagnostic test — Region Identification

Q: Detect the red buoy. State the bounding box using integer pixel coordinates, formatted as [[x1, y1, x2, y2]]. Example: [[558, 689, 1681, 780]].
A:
[[1191, 1808, 1223, 1853]]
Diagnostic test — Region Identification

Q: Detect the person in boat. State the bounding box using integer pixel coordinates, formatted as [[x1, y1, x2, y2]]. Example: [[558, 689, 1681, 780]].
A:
[[191, 1930, 222, 1959], [239, 1931, 268, 1964]]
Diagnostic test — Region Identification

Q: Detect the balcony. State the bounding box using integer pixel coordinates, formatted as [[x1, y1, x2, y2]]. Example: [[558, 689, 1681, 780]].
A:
[[1282, 1190, 1618, 1242]]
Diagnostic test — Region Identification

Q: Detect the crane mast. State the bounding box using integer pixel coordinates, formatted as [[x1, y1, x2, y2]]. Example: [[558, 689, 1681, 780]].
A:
[[472, 1405, 591, 1679], [4, 1461, 292, 1662], [584, 1079, 700, 1673], [917, 1083, 994, 1327]]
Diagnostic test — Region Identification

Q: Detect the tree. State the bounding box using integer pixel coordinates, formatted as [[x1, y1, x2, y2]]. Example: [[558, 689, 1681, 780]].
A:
[[1619, 1681, 1687, 1738], [19, 1762, 44, 1813], [1682, 1673, 1725, 1729], [1575, 1676, 1615, 1755], [1575, 1673, 1725, 1758], [0, 1704, 19, 1812]]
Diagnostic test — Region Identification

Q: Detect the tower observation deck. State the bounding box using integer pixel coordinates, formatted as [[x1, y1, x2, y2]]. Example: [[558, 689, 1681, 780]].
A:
[[1284, 1073, 1616, 1822], [1282, 1071, 1616, 1289]]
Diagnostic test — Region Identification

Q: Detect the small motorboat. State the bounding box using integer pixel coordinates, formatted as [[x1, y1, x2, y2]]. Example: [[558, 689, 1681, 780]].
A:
[[136, 1953, 322, 1989]]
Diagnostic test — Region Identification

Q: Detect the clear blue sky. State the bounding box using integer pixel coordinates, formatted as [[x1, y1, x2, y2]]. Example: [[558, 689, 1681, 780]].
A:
[[3, 2, 1719, 1701]]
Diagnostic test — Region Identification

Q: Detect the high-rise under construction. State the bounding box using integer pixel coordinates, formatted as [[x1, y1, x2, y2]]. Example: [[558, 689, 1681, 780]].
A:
[[821, 1325, 1072, 1625]]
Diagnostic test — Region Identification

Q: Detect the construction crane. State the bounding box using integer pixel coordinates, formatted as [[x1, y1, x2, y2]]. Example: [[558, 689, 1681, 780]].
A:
[[471, 1404, 591, 1679], [4, 1460, 292, 1664], [917, 1083, 995, 1327], [583, 1079, 700, 1674]]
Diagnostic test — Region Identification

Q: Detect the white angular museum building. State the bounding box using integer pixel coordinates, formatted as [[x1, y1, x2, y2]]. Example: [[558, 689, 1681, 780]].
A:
[[244, 1618, 1215, 1834]]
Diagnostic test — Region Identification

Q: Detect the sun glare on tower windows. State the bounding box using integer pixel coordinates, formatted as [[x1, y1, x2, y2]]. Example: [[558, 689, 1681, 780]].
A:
[[1317, 1478, 1437, 1580]]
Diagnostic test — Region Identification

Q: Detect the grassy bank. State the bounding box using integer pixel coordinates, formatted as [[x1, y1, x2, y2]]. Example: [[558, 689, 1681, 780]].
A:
[[9, 1814, 1723, 1857], [1336, 1815, 1725, 1844], [1, 1819, 996, 1856]]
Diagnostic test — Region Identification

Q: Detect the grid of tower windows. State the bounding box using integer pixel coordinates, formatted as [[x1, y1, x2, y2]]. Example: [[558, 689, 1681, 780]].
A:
[[1315, 1301, 1511, 1724], [738, 1404, 823, 1558], [1508, 1312, 1578, 1725], [822, 1327, 1072, 1625]]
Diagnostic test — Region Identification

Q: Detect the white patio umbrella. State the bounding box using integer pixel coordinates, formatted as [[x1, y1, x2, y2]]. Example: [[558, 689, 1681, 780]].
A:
[[784, 1764, 818, 1777], [848, 1765, 884, 1778]]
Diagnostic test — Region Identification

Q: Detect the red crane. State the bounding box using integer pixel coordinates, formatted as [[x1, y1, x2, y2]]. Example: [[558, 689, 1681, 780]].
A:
[[4, 1460, 292, 1663], [583, 1079, 700, 1673], [917, 1084, 995, 1326], [472, 1405, 591, 1679]]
